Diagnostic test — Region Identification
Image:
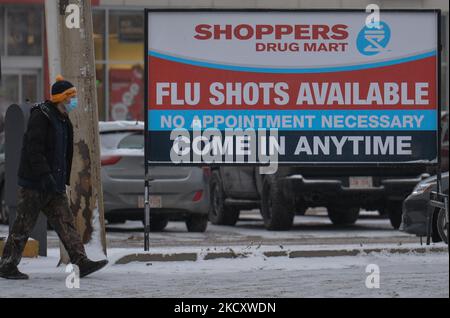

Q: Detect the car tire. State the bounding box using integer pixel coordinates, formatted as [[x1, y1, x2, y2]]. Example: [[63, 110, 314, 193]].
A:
[[387, 201, 403, 229], [147, 216, 168, 232], [209, 171, 240, 226], [0, 185, 9, 225], [186, 214, 208, 233], [327, 207, 360, 225], [260, 176, 294, 231], [437, 208, 448, 245]]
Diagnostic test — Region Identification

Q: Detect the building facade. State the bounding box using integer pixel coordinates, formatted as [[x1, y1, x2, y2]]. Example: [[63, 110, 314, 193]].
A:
[[0, 0, 449, 123]]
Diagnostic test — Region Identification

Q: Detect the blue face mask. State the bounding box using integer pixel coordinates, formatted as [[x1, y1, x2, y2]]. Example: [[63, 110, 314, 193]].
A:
[[65, 97, 78, 113]]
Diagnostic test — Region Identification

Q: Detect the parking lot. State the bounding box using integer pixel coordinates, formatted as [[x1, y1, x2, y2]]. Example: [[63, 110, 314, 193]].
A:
[[116, 209, 426, 247], [0, 208, 422, 250]]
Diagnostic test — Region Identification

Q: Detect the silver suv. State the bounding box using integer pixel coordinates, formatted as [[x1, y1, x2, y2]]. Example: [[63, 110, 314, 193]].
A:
[[100, 121, 210, 232]]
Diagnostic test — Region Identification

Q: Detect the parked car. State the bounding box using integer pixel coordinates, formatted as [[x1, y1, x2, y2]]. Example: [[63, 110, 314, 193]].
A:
[[401, 172, 449, 243], [100, 121, 210, 232], [209, 166, 431, 231], [209, 113, 450, 231], [0, 143, 6, 225]]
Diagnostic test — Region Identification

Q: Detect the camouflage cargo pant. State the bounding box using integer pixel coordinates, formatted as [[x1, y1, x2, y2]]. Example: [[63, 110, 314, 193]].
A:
[[0, 187, 87, 267]]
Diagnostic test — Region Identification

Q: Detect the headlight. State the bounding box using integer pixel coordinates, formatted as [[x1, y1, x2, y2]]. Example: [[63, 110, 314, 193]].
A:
[[412, 183, 433, 195]]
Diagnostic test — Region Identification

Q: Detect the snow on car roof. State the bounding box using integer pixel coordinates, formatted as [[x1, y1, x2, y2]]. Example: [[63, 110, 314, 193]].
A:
[[99, 120, 144, 132]]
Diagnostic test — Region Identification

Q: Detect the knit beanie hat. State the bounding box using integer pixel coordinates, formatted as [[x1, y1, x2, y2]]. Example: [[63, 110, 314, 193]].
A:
[[51, 75, 77, 103]]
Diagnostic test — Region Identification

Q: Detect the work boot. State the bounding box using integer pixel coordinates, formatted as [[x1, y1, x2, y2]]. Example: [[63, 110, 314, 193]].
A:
[[77, 259, 108, 278], [0, 263, 29, 280]]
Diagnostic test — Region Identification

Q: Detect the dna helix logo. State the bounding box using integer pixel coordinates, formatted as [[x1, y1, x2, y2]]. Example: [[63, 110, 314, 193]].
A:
[[357, 21, 391, 56]]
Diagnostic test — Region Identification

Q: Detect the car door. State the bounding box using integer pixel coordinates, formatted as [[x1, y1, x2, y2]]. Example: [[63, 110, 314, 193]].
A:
[[238, 167, 258, 199], [220, 167, 241, 198]]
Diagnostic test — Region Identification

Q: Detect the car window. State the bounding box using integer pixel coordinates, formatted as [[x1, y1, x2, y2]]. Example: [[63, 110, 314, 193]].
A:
[[101, 132, 127, 150], [100, 131, 144, 150], [117, 132, 144, 149]]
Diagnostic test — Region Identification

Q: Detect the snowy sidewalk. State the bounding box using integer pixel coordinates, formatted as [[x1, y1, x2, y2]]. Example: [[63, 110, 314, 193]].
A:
[[0, 247, 448, 298]]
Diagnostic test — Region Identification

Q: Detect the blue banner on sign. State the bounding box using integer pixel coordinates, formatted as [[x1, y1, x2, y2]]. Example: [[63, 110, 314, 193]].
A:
[[148, 109, 437, 131]]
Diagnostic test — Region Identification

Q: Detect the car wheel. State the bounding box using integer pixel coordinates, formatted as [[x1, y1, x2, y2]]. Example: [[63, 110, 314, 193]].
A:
[[186, 214, 208, 233], [0, 186, 9, 225], [437, 208, 448, 244], [146, 216, 168, 232], [327, 207, 360, 225], [260, 176, 294, 231], [387, 201, 403, 229], [209, 171, 240, 226]]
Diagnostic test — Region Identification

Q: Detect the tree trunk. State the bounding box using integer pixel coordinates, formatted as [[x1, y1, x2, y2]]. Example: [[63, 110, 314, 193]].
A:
[[45, 0, 107, 264]]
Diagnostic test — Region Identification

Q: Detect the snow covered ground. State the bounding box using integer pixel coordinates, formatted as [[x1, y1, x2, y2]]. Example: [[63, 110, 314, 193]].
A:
[[1, 209, 447, 298], [0, 248, 447, 298]]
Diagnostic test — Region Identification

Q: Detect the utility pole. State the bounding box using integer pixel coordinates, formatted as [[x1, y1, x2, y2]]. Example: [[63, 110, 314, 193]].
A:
[[45, 0, 107, 263]]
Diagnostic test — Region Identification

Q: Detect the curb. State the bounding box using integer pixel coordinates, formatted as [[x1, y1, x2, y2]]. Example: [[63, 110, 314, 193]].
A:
[[287, 247, 446, 258], [114, 245, 447, 265], [116, 253, 198, 264]]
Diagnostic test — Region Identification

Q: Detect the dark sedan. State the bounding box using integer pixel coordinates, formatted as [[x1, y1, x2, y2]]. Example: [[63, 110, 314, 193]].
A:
[[0, 142, 6, 224], [401, 172, 448, 243]]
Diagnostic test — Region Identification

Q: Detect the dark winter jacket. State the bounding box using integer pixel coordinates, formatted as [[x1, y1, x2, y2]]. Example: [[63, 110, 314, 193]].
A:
[[18, 101, 73, 193]]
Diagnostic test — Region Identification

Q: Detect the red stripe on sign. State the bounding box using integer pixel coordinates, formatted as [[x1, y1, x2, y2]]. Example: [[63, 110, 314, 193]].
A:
[[148, 55, 437, 111]]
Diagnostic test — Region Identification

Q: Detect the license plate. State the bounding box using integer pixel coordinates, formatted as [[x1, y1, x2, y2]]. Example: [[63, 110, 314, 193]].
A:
[[349, 176, 373, 189], [138, 196, 162, 208]]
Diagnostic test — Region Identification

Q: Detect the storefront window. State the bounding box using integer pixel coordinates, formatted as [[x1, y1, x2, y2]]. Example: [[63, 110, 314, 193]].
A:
[[108, 11, 144, 120], [0, 7, 4, 56], [21, 74, 38, 103], [108, 63, 144, 121], [7, 7, 42, 56], [93, 10, 105, 61], [108, 11, 144, 62], [93, 9, 144, 121], [0, 74, 19, 113]]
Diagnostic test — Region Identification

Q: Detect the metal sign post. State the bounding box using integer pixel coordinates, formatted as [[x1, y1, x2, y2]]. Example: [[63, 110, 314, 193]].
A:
[[144, 177, 150, 251], [144, 11, 150, 251]]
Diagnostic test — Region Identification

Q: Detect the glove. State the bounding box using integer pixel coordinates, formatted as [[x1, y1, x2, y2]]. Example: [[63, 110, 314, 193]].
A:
[[41, 174, 57, 193]]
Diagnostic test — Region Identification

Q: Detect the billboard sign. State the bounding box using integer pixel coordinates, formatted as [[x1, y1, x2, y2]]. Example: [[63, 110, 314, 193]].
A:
[[145, 10, 440, 165]]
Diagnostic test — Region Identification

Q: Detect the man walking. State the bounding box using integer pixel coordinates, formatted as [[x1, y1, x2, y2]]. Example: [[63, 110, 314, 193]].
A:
[[0, 75, 107, 280]]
